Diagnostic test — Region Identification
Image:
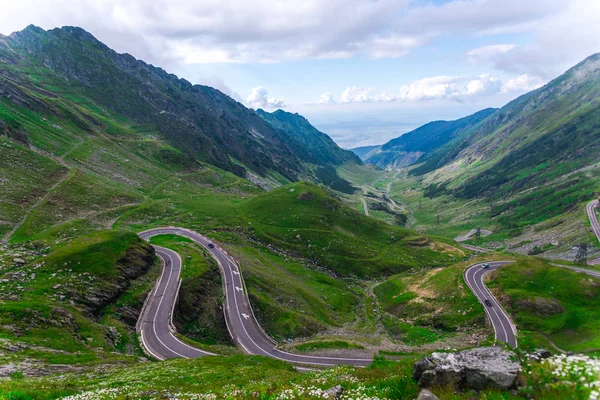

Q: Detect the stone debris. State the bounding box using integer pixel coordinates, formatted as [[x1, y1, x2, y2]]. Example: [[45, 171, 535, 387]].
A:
[[323, 385, 344, 399], [413, 346, 520, 391], [529, 348, 552, 361]]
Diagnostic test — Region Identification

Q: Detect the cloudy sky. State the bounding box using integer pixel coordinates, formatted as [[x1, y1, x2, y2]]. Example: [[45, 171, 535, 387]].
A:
[[1, 0, 599, 148]]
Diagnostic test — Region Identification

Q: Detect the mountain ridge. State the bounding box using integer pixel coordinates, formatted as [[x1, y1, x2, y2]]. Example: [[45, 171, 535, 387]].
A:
[[362, 108, 496, 170], [409, 52, 600, 230], [0, 24, 357, 188]]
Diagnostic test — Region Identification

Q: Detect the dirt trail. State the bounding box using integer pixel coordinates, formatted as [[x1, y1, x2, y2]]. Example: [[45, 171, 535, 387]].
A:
[[360, 197, 369, 216]]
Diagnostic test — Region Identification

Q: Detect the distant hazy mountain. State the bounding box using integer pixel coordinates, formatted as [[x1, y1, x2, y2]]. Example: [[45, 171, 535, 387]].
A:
[[413, 53, 600, 228], [0, 25, 358, 187], [351, 145, 381, 161], [364, 108, 496, 170]]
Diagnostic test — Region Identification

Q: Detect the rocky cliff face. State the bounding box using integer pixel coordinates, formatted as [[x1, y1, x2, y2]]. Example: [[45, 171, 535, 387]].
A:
[[65, 241, 155, 321]]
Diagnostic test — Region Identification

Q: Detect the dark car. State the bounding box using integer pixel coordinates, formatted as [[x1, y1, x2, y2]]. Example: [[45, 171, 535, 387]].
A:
[[208, 242, 215, 249], [484, 299, 493, 307], [481, 263, 490, 269]]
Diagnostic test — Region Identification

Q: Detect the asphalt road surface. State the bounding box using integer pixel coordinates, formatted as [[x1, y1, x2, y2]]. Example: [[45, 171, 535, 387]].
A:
[[464, 257, 600, 349], [137, 227, 372, 367], [588, 200, 600, 264], [464, 261, 518, 348], [135, 200, 600, 362], [136, 244, 215, 360]]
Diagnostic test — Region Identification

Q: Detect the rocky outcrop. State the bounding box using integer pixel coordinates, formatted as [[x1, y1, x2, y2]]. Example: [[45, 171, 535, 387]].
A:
[[65, 243, 155, 320], [413, 347, 520, 391], [515, 297, 564, 316]]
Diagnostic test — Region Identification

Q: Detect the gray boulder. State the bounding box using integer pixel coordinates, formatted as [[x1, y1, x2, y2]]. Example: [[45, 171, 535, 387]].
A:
[[531, 349, 552, 360], [417, 388, 440, 399], [323, 385, 344, 399], [413, 347, 520, 391]]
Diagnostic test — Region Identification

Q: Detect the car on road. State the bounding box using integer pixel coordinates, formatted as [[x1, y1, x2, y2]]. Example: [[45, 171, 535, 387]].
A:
[[481, 263, 490, 269], [208, 242, 215, 248], [484, 299, 493, 307]]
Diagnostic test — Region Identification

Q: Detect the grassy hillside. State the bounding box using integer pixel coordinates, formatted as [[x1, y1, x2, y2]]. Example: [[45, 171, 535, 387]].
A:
[[2, 350, 598, 399], [365, 108, 495, 170], [408, 54, 600, 238], [0, 355, 424, 400], [0, 230, 156, 366], [488, 259, 600, 352], [257, 109, 360, 193], [0, 25, 362, 185], [372, 254, 516, 346], [239, 182, 463, 278]]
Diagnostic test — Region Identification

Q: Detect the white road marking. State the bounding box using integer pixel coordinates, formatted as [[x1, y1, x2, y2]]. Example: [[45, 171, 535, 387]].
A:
[[241, 313, 250, 320], [152, 252, 188, 359], [138, 227, 377, 366]]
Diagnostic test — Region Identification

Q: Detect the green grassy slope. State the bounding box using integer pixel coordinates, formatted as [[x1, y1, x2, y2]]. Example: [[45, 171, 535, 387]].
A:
[[0, 356, 425, 400], [0, 137, 69, 238], [488, 259, 600, 352], [257, 109, 360, 193], [372, 254, 513, 345], [1, 350, 593, 400], [366, 108, 496, 170], [1, 25, 364, 184], [239, 182, 463, 278], [0, 230, 156, 366], [409, 54, 600, 236]]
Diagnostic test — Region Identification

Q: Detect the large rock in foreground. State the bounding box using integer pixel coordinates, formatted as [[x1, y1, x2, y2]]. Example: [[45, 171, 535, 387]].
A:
[[413, 347, 520, 391]]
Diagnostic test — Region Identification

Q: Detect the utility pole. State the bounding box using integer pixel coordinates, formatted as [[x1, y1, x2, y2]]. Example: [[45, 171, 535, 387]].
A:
[[436, 214, 440, 225], [475, 228, 482, 241], [575, 243, 588, 266]]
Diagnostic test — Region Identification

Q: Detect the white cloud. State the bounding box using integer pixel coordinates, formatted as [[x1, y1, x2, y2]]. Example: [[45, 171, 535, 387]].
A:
[[0, 0, 593, 78], [335, 73, 538, 104], [397, 75, 503, 101], [501, 74, 545, 93], [465, 74, 502, 96], [246, 87, 285, 109], [340, 87, 396, 103], [397, 0, 565, 37], [0, 0, 418, 65], [466, 44, 517, 63], [398, 76, 461, 101], [351, 34, 424, 59], [483, 0, 600, 78], [317, 92, 336, 104]]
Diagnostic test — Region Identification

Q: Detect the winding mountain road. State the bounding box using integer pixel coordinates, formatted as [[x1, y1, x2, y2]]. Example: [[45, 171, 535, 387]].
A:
[[137, 227, 372, 367], [136, 199, 600, 362], [462, 200, 600, 348], [136, 244, 215, 360], [588, 199, 600, 264], [464, 261, 518, 347]]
